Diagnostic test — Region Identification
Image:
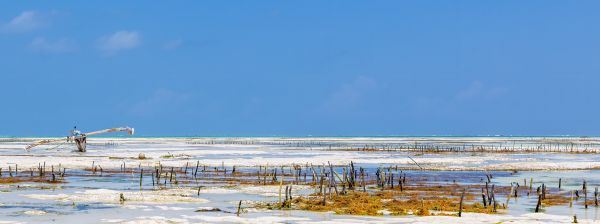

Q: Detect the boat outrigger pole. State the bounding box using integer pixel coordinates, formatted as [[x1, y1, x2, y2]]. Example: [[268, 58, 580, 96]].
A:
[[26, 127, 135, 152]]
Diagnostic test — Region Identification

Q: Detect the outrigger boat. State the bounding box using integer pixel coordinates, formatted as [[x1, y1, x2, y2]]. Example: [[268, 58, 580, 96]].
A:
[[25, 127, 135, 152]]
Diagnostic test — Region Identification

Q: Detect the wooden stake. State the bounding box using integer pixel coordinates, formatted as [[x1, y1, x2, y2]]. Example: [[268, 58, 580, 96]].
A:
[[535, 193, 542, 212], [139, 169, 143, 189], [559, 178, 562, 190], [570, 190, 574, 207], [278, 177, 283, 207], [459, 189, 465, 217], [237, 200, 242, 216], [481, 188, 487, 207]]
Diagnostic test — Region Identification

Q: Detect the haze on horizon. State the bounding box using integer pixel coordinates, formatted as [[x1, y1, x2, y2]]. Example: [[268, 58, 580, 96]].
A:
[[1, 1, 599, 137]]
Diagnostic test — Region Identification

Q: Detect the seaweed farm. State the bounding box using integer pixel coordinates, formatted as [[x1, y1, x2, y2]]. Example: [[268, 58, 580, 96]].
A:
[[2, 137, 600, 223]]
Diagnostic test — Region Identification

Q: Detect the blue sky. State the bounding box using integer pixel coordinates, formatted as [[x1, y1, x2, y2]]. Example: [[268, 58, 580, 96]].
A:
[[1, 1, 599, 136]]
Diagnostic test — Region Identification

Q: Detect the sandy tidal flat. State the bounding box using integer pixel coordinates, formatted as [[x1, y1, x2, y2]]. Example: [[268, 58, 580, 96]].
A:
[[0, 137, 599, 223]]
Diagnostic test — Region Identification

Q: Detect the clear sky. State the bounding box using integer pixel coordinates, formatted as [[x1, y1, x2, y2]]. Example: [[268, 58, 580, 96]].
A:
[[1, 1, 599, 136]]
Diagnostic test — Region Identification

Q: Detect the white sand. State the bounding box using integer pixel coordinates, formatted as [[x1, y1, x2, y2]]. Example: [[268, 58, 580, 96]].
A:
[[1, 137, 599, 171], [24, 188, 208, 204], [174, 212, 595, 224], [3, 137, 600, 223]]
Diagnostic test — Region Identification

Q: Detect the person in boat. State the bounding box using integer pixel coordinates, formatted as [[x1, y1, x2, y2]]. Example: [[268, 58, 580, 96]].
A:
[[71, 126, 81, 137]]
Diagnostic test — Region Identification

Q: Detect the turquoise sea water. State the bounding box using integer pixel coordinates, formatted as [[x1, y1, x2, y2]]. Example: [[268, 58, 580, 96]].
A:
[[0, 135, 594, 138]]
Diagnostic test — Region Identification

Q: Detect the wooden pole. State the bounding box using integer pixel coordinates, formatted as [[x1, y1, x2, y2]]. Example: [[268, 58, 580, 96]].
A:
[[535, 192, 542, 212], [570, 190, 574, 207], [584, 181, 588, 209], [139, 169, 143, 189], [559, 178, 562, 190], [459, 189, 465, 217], [481, 188, 487, 207]]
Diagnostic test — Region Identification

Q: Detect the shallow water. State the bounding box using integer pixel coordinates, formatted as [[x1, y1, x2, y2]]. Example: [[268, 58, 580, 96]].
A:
[[1, 169, 599, 223], [1, 137, 599, 223]]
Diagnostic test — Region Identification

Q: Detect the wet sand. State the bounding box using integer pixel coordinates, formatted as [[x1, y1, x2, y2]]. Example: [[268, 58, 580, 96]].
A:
[[0, 137, 598, 223]]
